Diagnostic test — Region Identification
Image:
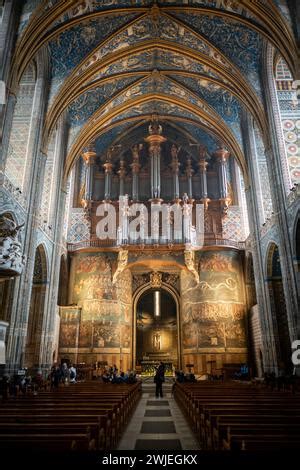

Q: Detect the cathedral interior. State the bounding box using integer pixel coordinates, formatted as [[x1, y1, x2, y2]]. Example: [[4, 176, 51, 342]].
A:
[[0, 0, 300, 457]]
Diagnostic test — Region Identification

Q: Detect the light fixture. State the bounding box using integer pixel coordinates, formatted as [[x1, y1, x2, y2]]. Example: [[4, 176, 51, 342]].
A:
[[154, 290, 160, 317]]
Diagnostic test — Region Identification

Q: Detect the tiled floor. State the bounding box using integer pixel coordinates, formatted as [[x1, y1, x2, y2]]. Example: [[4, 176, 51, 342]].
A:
[[118, 381, 200, 450]]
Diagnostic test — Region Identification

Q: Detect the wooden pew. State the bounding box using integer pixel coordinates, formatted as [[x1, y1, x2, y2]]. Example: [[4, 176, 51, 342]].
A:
[[0, 380, 141, 452], [173, 381, 300, 452]]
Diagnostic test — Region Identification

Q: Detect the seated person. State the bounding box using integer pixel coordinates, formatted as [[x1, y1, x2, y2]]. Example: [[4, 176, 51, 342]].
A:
[[175, 370, 185, 383], [234, 364, 249, 380]]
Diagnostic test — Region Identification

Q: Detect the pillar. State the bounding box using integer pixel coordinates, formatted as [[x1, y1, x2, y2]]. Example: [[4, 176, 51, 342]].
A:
[[170, 144, 180, 201], [0, 0, 20, 165], [82, 143, 96, 205], [103, 151, 113, 201], [263, 43, 300, 343], [118, 158, 126, 197], [0, 92, 16, 175], [214, 144, 231, 213], [198, 145, 210, 210], [5, 47, 50, 373], [186, 156, 194, 200], [151, 144, 161, 199], [144, 118, 166, 200], [39, 113, 68, 372], [241, 110, 278, 373], [130, 144, 141, 202]]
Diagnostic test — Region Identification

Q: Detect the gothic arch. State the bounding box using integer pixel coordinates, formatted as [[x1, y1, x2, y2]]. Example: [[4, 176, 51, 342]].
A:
[[12, 2, 297, 89], [24, 244, 49, 370], [132, 280, 181, 371], [63, 95, 247, 183], [266, 242, 292, 373]]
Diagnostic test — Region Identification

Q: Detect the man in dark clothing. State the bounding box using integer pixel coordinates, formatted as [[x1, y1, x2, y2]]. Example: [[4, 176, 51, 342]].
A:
[[154, 362, 165, 398]]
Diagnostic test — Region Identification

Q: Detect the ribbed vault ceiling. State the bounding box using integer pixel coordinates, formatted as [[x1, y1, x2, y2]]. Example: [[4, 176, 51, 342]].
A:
[[12, 1, 297, 180]]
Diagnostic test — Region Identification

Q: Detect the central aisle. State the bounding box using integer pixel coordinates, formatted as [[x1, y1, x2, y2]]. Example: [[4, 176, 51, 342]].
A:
[[118, 378, 200, 450]]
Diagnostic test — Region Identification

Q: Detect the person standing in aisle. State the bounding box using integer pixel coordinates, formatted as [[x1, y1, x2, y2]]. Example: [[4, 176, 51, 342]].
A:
[[154, 362, 165, 398]]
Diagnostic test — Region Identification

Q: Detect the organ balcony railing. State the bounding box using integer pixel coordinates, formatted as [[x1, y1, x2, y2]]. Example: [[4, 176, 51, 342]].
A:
[[67, 197, 246, 251], [67, 236, 246, 252]]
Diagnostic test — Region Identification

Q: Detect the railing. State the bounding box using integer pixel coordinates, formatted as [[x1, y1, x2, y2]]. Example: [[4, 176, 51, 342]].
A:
[[67, 237, 246, 252]]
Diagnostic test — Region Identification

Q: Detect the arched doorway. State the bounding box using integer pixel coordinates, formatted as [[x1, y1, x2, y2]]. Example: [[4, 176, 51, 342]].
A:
[[25, 245, 48, 370], [266, 243, 292, 373], [134, 287, 179, 375]]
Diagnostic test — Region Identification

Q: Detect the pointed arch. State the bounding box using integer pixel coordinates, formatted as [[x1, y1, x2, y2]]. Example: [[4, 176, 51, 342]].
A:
[[43, 39, 266, 145], [25, 244, 49, 370], [63, 95, 247, 184], [12, 2, 297, 90], [266, 242, 292, 373]]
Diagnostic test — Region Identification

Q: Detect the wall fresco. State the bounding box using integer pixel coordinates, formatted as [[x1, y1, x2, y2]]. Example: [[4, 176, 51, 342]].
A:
[[58, 307, 81, 349], [59, 253, 132, 367], [181, 249, 247, 355]]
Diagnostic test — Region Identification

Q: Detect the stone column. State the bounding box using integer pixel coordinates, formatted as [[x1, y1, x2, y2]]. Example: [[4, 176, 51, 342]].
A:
[[82, 144, 96, 206], [5, 47, 50, 373], [103, 154, 113, 201], [151, 144, 161, 199], [40, 191, 67, 372], [214, 144, 231, 213], [39, 114, 68, 372], [0, 92, 16, 175], [118, 158, 126, 197], [0, 1, 20, 83], [247, 121, 265, 225], [198, 146, 210, 210], [262, 44, 300, 344], [231, 159, 243, 207], [170, 144, 180, 201], [0, 1, 20, 158], [144, 119, 166, 200], [241, 110, 278, 373], [186, 156, 194, 200], [130, 144, 141, 202]]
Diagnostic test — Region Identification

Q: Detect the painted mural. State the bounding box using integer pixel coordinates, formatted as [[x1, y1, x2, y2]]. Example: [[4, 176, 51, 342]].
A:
[[59, 307, 81, 349], [173, 12, 263, 97], [59, 253, 132, 366], [181, 249, 246, 353]]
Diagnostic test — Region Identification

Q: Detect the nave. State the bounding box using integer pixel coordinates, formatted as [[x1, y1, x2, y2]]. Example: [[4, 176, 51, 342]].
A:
[[1, 375, 300, 457], [118, 378, 199, 450], [0, 1, 300, 463]]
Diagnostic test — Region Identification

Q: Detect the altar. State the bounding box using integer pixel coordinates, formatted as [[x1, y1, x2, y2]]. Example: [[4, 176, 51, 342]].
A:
[[140, 360, 173, 376]]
